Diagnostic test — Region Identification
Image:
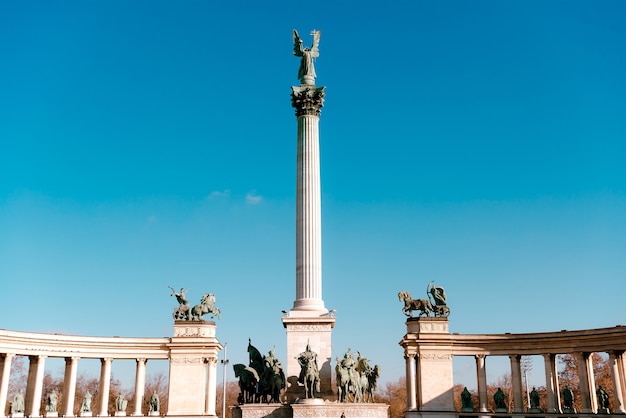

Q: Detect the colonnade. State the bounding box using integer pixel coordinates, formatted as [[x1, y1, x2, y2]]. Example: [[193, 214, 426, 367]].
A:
[[0, 321, 221, 418], [0, 354, 157, 417], [400, 318, 626, 418]]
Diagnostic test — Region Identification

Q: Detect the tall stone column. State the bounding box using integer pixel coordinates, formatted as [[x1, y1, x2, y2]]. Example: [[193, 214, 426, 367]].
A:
[[405, 354, 417, 410], [98, 358, 113, 417], [542, 353, 560, 413], [475, 355, 488, 412], [132, 358, 147, 416], [63, 357, 79, 417], [609, 351, 626, 413], [282, 85, 335, 401], [25, 355, 47, 417], [509, 355, 524, 413], [575, 352, 593, 413], [0, 353, 14, 417], [291, 85, 326, 314]]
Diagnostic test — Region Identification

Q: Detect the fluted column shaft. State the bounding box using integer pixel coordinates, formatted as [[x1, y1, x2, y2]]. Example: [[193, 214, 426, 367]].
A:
[[295, 114, 322, 309], [291, 85, 326, 313]]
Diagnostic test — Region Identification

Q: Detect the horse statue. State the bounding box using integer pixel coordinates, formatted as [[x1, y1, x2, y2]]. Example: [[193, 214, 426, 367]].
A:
[[336, 350, 360, 402], [297, 343, 320, 399], [190, 293, 221, 320], [233, 364, 259, 404], [364, 364, 380, 402], [240, 341, 285, 404], [398, 290, 433, 317], [259, 355, 285, 403]]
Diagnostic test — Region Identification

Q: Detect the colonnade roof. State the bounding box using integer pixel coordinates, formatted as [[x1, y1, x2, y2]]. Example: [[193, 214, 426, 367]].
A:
[[401, 323, 626, 356], [0, 328, 171, 359]]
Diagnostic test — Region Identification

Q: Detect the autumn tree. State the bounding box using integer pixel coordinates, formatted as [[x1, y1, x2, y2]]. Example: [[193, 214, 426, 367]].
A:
[[376, 376, 406, 418], [215, 381, 241, 418]]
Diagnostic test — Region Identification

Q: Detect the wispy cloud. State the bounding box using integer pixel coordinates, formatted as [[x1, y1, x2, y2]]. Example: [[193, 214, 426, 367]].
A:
[[207, 189, 231, 199], [246, 191, 262, 205]]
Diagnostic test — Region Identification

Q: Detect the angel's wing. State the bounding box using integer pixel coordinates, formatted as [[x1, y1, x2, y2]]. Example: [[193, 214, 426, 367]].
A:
[[310, 29, 321, 58], [293, 29, 303, 56]]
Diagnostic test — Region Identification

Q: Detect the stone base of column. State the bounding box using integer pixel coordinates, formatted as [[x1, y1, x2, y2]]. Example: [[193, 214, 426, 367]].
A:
[[282, 316, 335, 403], [9, 414, 24, 418], [114, 412, 127, 416], [45, 413, 58, 418], [79, 413, 92, 417]]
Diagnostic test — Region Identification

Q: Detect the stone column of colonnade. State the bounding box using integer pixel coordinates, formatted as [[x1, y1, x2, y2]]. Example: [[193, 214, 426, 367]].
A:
[[99, 358, 113, 417], [63, 357, 79, 417], [405, 354, 417, 410], [610, 351, 626, 413], [132, 358, 147, 416], [25, 355, 47, 417], [543, 353, 561, 413], [509, 355, 524, 413], [475, 355, 488, 413], [0, 353, 14, 416]]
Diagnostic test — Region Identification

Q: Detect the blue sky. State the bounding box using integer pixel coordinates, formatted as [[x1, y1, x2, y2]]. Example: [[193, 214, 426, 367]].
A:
[[1, 0, 625, 390]]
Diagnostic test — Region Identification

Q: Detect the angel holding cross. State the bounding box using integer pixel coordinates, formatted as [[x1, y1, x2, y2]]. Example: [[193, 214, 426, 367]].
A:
[[293, 29, 321, 86]]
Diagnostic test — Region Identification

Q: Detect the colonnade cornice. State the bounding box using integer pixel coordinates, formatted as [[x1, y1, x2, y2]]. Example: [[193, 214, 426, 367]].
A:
[[401, 325, 626, 356], [0, 328, 172, 359]]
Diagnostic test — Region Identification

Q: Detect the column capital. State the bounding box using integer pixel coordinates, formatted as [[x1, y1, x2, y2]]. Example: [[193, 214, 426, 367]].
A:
[[291, 86, 325, 117]]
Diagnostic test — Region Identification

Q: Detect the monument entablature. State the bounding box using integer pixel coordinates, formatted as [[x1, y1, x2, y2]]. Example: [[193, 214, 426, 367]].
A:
[[401, 321, 626, 356]]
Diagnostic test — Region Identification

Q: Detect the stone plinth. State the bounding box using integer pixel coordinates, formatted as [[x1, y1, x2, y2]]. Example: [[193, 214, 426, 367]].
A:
[[232, 403, 388, 418], [292, 402, 388, 418], [281, 316, 335, 402], [167, 321, 222, 417], [231, 404, 291, 418]]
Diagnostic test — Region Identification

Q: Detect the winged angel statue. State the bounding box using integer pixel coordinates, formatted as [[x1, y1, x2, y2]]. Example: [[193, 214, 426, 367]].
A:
[[293, 29, 321, 86]]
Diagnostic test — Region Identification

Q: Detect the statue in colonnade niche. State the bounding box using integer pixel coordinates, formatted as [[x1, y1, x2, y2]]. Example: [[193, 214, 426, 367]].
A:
[[494, 387, 506, 410], [80, 391, 92, 413], [562, 385, 575, 412], [10, 390, 25, 413], [597, 385, 610, 412], [149, 391, 160, 414], [46, 390, 58, 412], [169, 286, 221, 320], [461, 387, 473, 411], [115, 393, 127, 412], [529, 387, 540, 411]]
